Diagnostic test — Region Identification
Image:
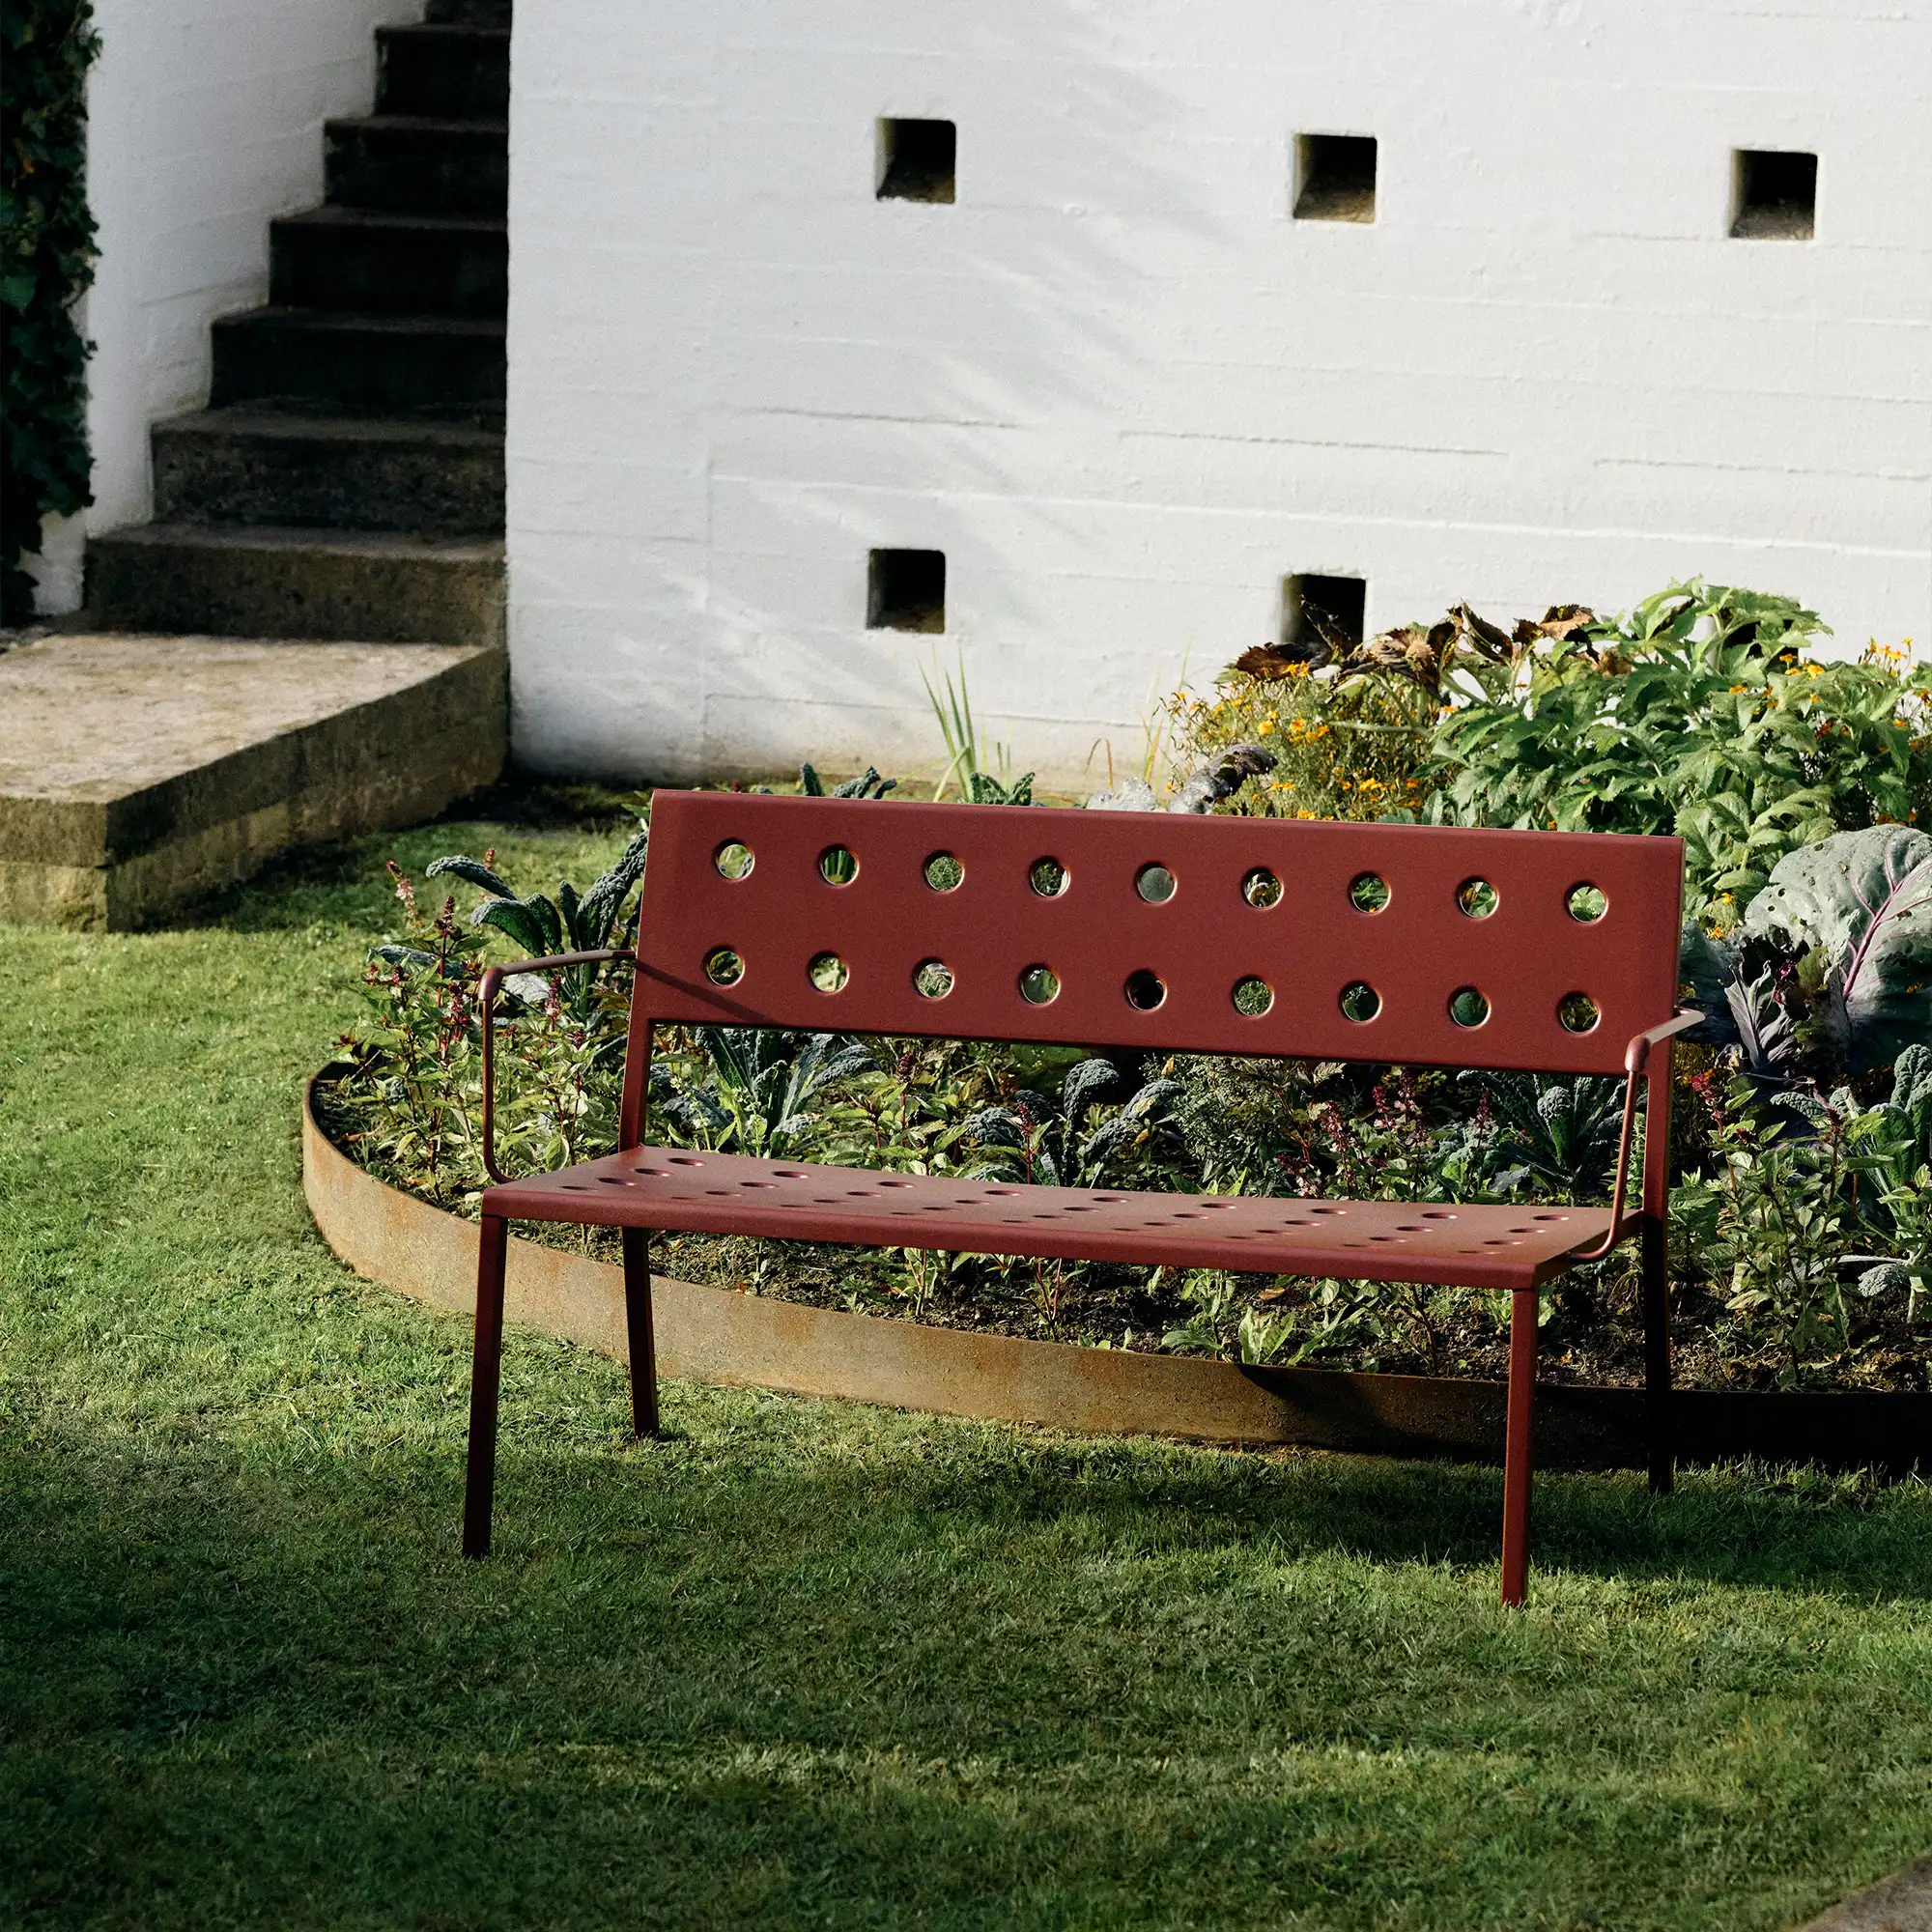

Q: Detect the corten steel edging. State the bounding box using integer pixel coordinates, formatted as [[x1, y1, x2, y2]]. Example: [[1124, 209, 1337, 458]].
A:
[[303, 1071, 1932, 1474]]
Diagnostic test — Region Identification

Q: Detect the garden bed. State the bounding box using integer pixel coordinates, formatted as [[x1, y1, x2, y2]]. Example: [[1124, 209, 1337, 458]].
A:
[[322, 582, 1932, 1409], [305, 1068, 1932, 1474]]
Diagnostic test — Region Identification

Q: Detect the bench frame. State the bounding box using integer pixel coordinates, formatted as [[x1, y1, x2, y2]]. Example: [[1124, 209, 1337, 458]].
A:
[[460, 790, 1694, 1604]]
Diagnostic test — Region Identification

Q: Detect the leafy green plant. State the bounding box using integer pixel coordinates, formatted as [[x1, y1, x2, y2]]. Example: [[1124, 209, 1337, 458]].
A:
[[1427, 582, 1932, 916], [321, 734, 1932, 1394], [654, 1029, 877, 1161], [1737, 825, 1932, 1074], [2, 0, 99, 619], [817, 1037, 1003, 1174], [1161, 1270, 1378, 1368], [1689, 1112, 1872, 1386], [332, 830, 652, 1201], [1464, 1071, 1626, 1201], [961, 1058, 1184, 1190], [342, 864, 491, 1204], [426, 821, 648, 1017]]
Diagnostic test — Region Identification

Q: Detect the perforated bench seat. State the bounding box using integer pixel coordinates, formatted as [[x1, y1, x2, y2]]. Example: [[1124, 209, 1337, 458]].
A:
[[488, 1146, 1628, 1293], [461, 787, 1697, 1605]]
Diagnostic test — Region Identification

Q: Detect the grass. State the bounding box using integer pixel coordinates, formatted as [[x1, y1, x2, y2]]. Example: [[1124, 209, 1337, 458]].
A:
[[2, 805, 1930, 1931]]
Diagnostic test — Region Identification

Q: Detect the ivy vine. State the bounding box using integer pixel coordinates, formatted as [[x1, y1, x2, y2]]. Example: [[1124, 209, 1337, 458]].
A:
[[2, 0, 99, 623]]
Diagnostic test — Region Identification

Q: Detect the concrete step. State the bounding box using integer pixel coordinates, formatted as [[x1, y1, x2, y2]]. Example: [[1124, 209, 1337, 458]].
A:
[[0, 632, 505, 931], [86, 524, 504, 647], [325, 114, 507, 215], [376, 23, 508, 121], [270, 208, 505, 318], [153, 409, 503, 534], [426, 0, 510, 23], [211, 308, 505, 414]]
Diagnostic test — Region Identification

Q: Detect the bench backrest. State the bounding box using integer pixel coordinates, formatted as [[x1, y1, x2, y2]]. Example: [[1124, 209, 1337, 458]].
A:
[[624, 790, 1683, 1128]]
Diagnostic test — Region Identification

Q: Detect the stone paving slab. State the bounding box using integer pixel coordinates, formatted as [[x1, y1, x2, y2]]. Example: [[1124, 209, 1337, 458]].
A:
[[0, 632, 504, 929], [1795, 1856, 1932, 1930]]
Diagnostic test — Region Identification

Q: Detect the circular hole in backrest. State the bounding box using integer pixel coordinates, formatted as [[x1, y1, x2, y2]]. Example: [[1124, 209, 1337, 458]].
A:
[[1339, 980, 1380, 1024], [913, 959, 954, 999], [1349, 872, 1390, 914], [808, 952, 849, 993], [1567, 882, 1608, 923], [1232, 976, 1273, 1017], [713, 840, 753, 881], [1135, 864, 1176, 904], [923, 851, 963, 892], [1242, 867, 1282, 909], [704, 946, 744, 986], [1557, 991, 1601, 1034], [1029, 856, 1068, 896], [1456, 877, 1498, 919], [818, 844, 858, 886], [1123, 968, 1166, 1010], [1449, 985, 1491, 1028], [1018, 963, 1060, 1005]]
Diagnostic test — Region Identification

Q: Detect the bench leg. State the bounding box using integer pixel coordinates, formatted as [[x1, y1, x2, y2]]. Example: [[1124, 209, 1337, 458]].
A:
[[1641, 1216, 1674, 1494], [622, 1226, 660, 1439], [463, 1213, 509, 1559], [1500, 1286, 1539, 1608]]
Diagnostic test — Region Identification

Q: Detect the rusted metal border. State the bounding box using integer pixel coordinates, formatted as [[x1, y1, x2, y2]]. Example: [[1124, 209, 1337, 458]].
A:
[[303, 1069, 1930, 1475]]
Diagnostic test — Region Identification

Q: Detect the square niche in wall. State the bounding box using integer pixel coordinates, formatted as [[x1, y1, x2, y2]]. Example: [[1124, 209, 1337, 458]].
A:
[[877, 119, 956, 203], [1731, 149, 1816, 239], [1293, 134, 1377, 223], [868, 550, 947, 632], [1283, 574, 1366, 653]]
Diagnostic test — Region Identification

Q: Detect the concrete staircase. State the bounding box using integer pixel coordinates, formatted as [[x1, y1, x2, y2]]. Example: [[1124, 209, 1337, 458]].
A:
[[87, 0, 509, 644], [4, 0, 516, 931]]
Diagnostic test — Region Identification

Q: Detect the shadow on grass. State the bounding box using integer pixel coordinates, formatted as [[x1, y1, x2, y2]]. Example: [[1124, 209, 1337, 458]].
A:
[[487, 1409, 1932, 1603], [4, 1402, 1925, 1930], [171, 778, 654, 937]]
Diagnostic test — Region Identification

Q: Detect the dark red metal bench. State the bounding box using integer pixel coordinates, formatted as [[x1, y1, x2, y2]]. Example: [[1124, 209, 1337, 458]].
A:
[[464, 788, 1695, 1603]]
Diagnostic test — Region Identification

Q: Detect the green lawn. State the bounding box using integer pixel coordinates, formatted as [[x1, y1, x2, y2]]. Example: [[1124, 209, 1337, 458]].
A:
[[3, 810, 1928, 1931]]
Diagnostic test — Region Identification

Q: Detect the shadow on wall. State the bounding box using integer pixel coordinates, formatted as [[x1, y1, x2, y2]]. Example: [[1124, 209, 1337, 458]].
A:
[[514, 1, 1244, 787], [693, 10, 1239, 786]]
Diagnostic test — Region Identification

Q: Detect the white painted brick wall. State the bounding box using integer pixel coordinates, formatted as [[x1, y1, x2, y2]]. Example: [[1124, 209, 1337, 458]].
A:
[[27, 0, 420, 610], [507, 0, 1932, 786]]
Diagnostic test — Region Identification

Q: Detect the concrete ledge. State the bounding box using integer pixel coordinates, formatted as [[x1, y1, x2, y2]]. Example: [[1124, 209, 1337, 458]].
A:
[[87, 524, 504, 647], [0, 634, 506, 929], [302, 1072, 1932, 1470]]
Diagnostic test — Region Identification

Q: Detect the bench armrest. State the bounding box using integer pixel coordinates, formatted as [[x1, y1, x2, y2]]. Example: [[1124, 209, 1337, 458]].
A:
[[1568, 1010, 1704, 1264], [478, 949, 637, 1184], [1624, 1009, 1706, 1074]]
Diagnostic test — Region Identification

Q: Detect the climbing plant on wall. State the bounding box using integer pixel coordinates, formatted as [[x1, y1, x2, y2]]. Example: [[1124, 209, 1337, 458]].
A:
[[1, 0, 99, 623]]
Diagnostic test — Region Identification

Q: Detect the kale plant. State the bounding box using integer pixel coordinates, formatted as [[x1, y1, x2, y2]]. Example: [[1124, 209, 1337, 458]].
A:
[[653, 1028, 877, 1161], [961, 1057, 1184, 1190], [1463, 1071, 1627, 1202]]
